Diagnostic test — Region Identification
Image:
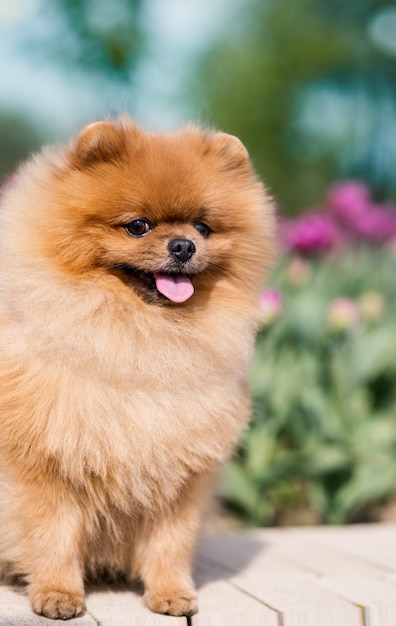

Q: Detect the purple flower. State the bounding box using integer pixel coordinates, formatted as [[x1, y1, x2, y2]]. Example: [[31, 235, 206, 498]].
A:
[[279, 180, 396, 254], [327, 180, 396, 242], [327, 181, 371, 219], [352, 204, 396, 241], [282, 212, 340, 254], [259, 288, 282, 326]]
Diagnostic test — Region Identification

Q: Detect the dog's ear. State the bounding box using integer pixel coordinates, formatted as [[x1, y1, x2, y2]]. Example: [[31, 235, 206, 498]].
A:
[[207, 132, 250, 171], [71, 121, 127, 167]]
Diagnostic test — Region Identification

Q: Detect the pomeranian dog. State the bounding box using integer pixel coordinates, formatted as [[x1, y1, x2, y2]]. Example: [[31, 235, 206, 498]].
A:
[[0, 117, 275, 619]]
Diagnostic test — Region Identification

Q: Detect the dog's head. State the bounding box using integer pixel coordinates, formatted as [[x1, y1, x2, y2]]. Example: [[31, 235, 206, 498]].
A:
[[7, 118, 276, 306]]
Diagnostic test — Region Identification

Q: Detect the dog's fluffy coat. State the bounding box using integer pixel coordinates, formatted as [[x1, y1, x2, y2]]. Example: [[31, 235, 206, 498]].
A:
[[0, 118, 275, 618]]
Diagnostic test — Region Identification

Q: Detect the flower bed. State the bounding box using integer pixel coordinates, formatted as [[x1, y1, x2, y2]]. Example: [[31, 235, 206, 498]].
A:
[[222, 182, 396, 526]]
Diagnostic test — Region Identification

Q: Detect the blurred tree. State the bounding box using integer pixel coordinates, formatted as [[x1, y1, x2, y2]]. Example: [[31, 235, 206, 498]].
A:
[[0, 111, 43, 181], [194, 0, 396, 213], [31, 0, 144, 79]]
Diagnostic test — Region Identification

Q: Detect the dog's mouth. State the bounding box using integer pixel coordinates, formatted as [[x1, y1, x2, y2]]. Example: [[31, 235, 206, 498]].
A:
[[154, 272, 194, 302], [111, 264, 195, 304]]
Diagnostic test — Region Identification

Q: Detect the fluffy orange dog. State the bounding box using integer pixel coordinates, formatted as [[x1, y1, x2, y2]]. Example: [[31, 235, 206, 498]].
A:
[[0, 118, 275, 619]]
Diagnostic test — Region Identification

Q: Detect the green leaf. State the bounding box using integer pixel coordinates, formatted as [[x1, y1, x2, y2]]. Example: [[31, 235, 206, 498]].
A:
[[351, 325, 396, 383], [331, 461, 396, 523]]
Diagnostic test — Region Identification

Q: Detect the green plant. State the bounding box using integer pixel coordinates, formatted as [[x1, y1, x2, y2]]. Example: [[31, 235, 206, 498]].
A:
[[222, 246, 396, 526]]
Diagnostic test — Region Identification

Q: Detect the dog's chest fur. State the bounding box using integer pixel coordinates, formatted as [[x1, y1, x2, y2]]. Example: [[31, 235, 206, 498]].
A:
[[0, 273, 254, 512]]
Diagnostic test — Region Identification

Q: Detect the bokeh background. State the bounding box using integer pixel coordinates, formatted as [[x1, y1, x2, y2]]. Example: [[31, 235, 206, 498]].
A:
[[2, 0, 396, 527]]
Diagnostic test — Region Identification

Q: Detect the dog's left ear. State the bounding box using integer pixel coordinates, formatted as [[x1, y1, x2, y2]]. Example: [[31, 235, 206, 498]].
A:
[[208, 132, 250, 171], [71, 120, 127, 168]]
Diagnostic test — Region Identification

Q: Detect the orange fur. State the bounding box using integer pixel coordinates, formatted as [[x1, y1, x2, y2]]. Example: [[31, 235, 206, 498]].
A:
[[0, 117, 275, 618]]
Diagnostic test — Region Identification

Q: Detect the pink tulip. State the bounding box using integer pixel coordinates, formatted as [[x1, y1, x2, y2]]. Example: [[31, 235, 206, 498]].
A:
[[259, 288, 282, 326]]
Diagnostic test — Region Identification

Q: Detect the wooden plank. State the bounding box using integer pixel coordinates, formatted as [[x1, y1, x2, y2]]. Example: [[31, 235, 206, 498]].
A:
[[85, 586, 187, 626], [319, 576, 396, 626], [244, 525, 396, 625], [284, 524, 396, 572], [231, 575, 363, 626], [192, 557, 279, 626], [199, 532, 363, 626], [0, 585, 96, 625], [199, 533, 315, 578], [250, 529, 390, 576]]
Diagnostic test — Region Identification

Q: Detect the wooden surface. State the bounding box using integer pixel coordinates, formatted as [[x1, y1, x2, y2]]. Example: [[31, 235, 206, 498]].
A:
[[1, 523, 396, 625]]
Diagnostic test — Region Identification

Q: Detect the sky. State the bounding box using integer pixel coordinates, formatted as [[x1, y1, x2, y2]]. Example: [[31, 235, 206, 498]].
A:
[[0, 0, 232, 139]]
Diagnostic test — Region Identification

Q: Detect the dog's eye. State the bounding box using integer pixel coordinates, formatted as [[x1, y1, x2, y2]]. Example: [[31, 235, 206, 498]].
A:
[[195, 222, 210, 238], [125, 219, 152, 237]]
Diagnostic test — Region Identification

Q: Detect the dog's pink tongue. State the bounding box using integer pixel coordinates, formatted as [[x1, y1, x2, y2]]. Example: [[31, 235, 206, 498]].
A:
[[154, 273, 194, 303]]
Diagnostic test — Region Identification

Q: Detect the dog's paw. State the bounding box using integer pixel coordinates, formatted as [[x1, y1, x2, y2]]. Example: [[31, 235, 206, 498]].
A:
[[145, 589, 198, 616], [31, 588, 85, 620]]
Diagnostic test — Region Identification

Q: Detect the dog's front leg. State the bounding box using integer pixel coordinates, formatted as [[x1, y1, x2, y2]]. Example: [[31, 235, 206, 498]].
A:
[[132, 471, 214, 617], [17, 478, 86, 620]]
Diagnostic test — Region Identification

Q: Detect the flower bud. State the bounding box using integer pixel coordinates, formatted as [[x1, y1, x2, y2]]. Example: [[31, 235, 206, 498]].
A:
[[259, 288, 282, 327], [359, 292, 386, 322], [327, 298, 360, 332]]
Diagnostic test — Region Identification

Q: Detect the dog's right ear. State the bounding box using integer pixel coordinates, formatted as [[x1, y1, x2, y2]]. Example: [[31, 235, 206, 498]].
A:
[[71, 121, 127, 168]]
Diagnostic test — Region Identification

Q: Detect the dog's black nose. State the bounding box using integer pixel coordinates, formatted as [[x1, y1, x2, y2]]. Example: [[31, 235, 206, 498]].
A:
[[168, 238, 196, 263]]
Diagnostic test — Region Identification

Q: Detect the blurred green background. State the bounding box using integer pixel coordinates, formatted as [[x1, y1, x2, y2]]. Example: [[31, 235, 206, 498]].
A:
[[1, 0, 396, 527], [2, 0, 396, 210]]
